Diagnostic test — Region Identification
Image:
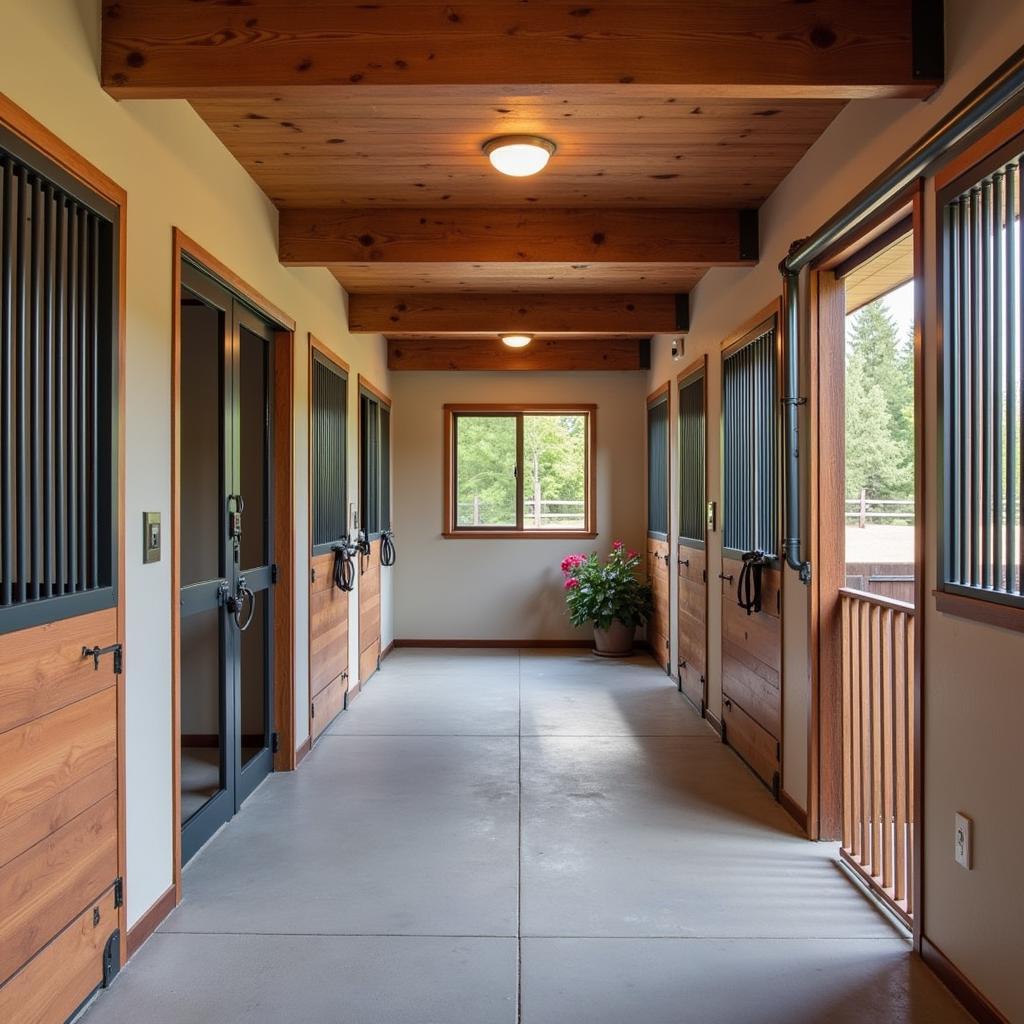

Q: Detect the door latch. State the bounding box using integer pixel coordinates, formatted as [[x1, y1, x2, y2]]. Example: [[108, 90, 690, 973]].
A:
[[82, 643, 123, 674]]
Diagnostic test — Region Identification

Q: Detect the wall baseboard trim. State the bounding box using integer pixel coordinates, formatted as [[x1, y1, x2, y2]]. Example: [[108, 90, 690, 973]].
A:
[[381, 640, 396, 661], [705, 710, 723, 738], [921, 937, 1009, 1024], [779, 788, 809, 834], [126, 884, 177, 959], [393, 638, 592, 649], [294, 736, 311, 768]]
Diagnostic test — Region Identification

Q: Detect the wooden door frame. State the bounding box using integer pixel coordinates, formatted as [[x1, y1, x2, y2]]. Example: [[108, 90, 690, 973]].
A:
[[675, 355, 710, 710], [0, 93, 129, 962], [307, 335, 350, 751], [171, 229, 296, 902], [806, 183, 925, 948]]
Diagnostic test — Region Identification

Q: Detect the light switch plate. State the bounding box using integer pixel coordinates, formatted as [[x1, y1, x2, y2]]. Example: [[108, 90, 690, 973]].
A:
[[143, 512, 161, 564], [706, 500, 717, 532], [954, 812, 972, 869]]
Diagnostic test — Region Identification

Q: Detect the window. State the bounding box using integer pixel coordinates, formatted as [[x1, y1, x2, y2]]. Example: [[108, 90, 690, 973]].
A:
[[647, 390, 669, 538], [678, 365, 706, 546], [311, 348, 347, 554], [444, 404, 595, 537], [940, 144, 1022, 607], [722, 318, 779, 556], [359, 380, 391, 538], [0, 125, 119, 632]]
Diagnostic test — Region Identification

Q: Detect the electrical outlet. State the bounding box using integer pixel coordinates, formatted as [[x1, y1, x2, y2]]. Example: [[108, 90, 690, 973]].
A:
[[954, 812, 972, 870]]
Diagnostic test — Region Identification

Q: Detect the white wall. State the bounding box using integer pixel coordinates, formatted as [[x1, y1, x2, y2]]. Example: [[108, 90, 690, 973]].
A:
[[392, 372, 647, 641], [645, 2, 1024, 1017], [1, 0, 392, 928]]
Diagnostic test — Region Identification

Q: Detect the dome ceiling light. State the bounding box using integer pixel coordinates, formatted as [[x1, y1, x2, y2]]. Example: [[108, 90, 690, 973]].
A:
[[500, 333, 533, 349], [482, 135, 556, 177]]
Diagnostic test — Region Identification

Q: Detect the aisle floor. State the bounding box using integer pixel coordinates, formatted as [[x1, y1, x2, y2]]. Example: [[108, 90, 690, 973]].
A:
[[82, 649, 968, 1024]]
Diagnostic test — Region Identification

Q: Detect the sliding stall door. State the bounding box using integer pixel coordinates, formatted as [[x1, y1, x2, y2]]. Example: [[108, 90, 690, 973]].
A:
[[0, 124, 125, 1020], [677, 362, 708, 713], [721, 318, 783, 794], [646, 387, 671, 671]]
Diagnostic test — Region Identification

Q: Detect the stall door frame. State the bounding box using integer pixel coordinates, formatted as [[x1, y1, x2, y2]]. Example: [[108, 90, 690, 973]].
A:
[[676, 356, 709, 715], [0, 94, 128, 1003], [171, 229, 295, 903]]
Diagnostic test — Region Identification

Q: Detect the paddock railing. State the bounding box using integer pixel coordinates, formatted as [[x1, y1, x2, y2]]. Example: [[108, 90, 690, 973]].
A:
[[839, 587, 915, 924]]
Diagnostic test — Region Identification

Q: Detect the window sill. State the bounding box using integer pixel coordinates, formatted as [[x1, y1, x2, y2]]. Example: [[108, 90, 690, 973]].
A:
[[933, 589, 1024, 634], [442, 530, 598, 541]]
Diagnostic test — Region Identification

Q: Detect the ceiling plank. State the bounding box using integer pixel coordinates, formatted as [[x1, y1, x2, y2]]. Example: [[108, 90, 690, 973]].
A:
[[281, 208, 755, 266], [387, 335, 647, 372], [350, 293, 679, 333], [102, 2, 940, 100]]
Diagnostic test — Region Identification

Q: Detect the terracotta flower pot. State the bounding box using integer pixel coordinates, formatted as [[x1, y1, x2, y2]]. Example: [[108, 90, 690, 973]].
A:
[[592, 619, 635, 658]]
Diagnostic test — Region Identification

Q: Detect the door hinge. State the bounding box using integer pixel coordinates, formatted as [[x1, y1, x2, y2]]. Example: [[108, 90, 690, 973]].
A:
[[272, 563, 279, 584], [113, 877, 124, 908], [82, 643, 123, 674], [310, 702, 315, 719], [310, 567, 316, 583], [102, 930, 121, 987], [272, 731, 280, 754]]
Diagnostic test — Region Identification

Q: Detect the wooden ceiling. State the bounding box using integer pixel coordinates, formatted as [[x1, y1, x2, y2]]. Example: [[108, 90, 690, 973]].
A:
[[102, 1, 941, 359]]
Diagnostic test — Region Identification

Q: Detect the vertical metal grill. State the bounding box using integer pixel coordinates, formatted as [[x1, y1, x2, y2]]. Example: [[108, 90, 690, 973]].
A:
[[678, 370, 705, 544], [311, 350, 347, 552], [942, 150, 1023, 604], [1, 132, 116, 632], [723, 323, 779, 555], [647, 396, 669, 537], [360, 391, 381, 536], [379, 404, 391, 531]]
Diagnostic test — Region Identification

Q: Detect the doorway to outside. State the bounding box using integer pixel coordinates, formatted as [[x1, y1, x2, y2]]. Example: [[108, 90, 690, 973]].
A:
[[177, 259, 278, 865], [813, 199, 922, 931]]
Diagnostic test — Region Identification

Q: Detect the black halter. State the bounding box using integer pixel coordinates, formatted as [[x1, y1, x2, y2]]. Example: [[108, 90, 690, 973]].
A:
[[737, 549, 770, 615], [332, 542, 356, 592]]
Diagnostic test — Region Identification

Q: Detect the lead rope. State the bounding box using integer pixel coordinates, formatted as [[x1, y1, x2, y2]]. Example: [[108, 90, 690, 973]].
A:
[[332, 542, 356, 592], [737, 549, 768, 615], [380, 529, 397, 567]]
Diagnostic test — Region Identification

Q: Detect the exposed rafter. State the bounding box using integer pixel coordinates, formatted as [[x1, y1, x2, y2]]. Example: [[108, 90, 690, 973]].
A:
[[387, 336, 650, 372], [101, 1, 941, 100]]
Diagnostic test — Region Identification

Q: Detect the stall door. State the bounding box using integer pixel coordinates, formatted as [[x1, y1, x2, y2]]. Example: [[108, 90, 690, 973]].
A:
[[0, 126, 124, 1021], [646, 387, 670, 671], [677, 363, 708, 713], [309, 345, 349, 742], [178, 263, 275, 864], [357, 380, 392, 688], [721, 318, 782, 794]]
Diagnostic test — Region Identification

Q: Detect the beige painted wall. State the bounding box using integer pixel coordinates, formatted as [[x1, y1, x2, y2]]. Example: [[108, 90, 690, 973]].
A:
[[0, 0, 393, 929], [391, 372, 647, 641], [645, 2, 1024, 1017]]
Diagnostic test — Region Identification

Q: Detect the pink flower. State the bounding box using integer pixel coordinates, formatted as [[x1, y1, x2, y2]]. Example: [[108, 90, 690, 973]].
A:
[[627, 549, 639, 561], [564, 577, 580, 589], [560, 553, 586, 574], [612, 540, 624, 550]]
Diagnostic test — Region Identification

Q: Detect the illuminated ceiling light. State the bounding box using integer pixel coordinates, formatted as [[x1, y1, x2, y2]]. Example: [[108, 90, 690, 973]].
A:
[[500, 333, 533, 349], [483, 135, 556, 177]]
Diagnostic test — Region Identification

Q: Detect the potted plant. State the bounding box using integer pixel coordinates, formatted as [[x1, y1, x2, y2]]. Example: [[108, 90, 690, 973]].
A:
[[560, 542, 654, 657]]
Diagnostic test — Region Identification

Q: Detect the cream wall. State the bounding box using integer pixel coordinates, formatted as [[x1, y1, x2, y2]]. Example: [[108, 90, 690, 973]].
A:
[[645, 1, 1024, 1017], [391, 372, 647, 641], [1, 0, 393, 928]]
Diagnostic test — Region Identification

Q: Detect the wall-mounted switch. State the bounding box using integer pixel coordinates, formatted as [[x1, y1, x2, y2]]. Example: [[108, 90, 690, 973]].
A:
[[706, 500, 717, 532], [954, 812, 972, 870], [143, 512, 161, 564]]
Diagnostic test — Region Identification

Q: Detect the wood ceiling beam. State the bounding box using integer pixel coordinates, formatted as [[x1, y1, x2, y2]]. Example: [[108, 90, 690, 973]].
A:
[[387, 336, 649, 372], [281, 208, 757, 267], [101, 2, 941, 100], [349, 293, 681, 334]]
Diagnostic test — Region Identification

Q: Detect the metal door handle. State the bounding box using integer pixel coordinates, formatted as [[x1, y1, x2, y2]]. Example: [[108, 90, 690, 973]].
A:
[[82, 642, 123, 673], [719, 572, 734, 582], [678, 558, 690, 568]]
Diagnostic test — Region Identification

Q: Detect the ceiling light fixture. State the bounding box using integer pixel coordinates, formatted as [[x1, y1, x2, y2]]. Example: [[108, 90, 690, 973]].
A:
[[500, 333, 533, 349], [483, 135, 556, 177]]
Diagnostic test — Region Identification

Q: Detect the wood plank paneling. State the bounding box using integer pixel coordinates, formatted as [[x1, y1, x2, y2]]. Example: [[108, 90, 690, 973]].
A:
[[389, 336, 646, 372], [0, 795, 118, 983], [721, 639, 781, 738], [0, 884, 118, 1024], [351, 293, 677, 334], [647, 538, 670, 672], [281, 208, 750, 268], [677, 543, 707, 711], [359, 540, 383, 685], [311, 674, 347, 744], [0, 609, 117, 734], [722, 697, 780, 792], [102, 3, 936, 99], [310, 552, 350, 702]]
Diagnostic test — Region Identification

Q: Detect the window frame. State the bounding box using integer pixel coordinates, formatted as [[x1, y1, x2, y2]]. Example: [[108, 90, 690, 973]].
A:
[[358, 375, 392, 540], [443, 403, 597, 539], [720, 312, 782, 562], [935, 120, 1024, 625], [677, 358, 708, 549], [309, 340, 348, 556], [646, 384, 670, 540]]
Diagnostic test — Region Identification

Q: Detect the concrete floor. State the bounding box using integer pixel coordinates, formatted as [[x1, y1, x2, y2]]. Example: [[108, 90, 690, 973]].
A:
[[82, 649, 969, 1024]]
